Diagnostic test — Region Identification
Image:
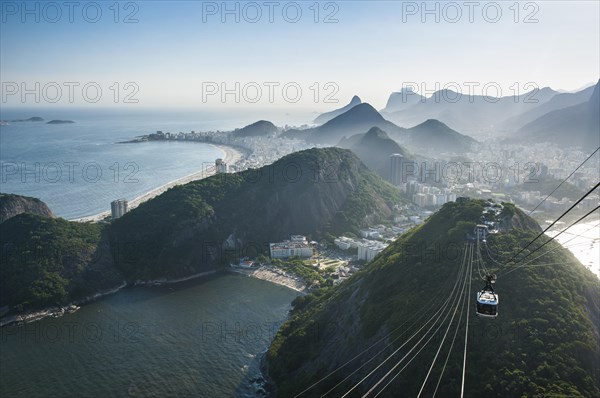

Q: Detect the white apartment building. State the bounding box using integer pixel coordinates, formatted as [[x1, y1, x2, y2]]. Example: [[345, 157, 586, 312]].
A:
[[270, 236, 313, 258], [357, 241, 388, 262]]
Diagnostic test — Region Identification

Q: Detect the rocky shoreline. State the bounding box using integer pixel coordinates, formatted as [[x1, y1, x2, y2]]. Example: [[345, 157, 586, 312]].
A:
[[0, 281, 127, 327], [133, 270, 219, 286], [0, 269, 228, 328], [0, 264, 304, 328]]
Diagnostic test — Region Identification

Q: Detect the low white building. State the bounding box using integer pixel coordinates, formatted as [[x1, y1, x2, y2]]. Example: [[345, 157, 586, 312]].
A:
[[270, 236, 313, 258], [334, 236, 356, 250], [290, 235, 307, 243], [360, 228, 380, 239], [357, 241, 388, 262]]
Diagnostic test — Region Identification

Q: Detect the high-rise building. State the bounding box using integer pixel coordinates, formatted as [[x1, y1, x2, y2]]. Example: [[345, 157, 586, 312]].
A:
[[215, 158, 228, 173], [389, 154, 404, 185], [111, 199, 128, 219]]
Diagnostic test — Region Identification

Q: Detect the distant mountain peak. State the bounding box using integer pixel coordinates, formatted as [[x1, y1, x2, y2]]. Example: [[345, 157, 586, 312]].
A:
[[320, 103, 386, 128], [411, 119, 457, 132], [518, 79, 599, 147], [382, 89, 426, 113], [419, 118, 446, 127], [364, 126, 389, 139], [313, 95, 363, 125], [235, 120, 278, 136], [344, 102, 382, 117]]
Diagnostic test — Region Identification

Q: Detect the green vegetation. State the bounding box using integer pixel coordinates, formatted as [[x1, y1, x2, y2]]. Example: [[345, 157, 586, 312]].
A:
[[0, 214, 121, 311], [109, 147, 401, 280], [267, 199, 600, 397], [1, 148, 402, 312]]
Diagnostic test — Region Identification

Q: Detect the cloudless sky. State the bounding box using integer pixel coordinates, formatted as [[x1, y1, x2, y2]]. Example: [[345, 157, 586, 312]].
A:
[[1, 0, 599, 111]]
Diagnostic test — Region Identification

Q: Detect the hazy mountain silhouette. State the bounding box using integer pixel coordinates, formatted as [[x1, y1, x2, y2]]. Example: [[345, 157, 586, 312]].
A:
[[338, 127, 411, 180], [381, 88, 426, 113], [396, 119, 478, 154], [384, 87, 558, 135], [285, 103, 405, 145], [501, 85, 596, 130], [313, 95, 362, 125], [234, 120, 278, 137], [518, 81, 599, 147], [286, 102, 476, 154]]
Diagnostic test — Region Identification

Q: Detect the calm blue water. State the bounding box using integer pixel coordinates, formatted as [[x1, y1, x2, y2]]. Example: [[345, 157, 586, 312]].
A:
[[0, 107, 312, 219], [0, 274, 299, 398], [0, 108, 239, 219]]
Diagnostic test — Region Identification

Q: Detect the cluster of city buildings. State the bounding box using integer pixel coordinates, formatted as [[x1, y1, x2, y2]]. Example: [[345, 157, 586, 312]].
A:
[[387, 144, 599, 215], [406, 182, 457, 207], [332, 217, 428, 263], [472, 144, 599, 214], [333, 237, 390, 262], [144, 129, 311, 175]]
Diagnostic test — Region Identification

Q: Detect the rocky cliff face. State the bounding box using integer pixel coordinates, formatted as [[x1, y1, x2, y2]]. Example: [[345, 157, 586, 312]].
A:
[[0, 194, 54, 224]]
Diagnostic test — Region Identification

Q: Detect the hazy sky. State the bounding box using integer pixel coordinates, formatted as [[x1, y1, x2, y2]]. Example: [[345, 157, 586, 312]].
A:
[[1, 1, 599, 110]]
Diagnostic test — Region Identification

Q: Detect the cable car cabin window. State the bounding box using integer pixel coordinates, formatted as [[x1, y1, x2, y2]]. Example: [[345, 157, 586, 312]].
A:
[[477, 302, 497, 316]]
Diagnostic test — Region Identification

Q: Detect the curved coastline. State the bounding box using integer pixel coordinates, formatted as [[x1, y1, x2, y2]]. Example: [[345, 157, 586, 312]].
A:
[[70, 143, 244, 223], [0, 271, 225, 328], [1, 144, 246, 326], [0, 267, 305, 328]]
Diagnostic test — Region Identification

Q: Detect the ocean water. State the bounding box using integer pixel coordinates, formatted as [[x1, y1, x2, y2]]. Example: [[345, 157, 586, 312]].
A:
[[550, 220, 600, 279], [0, 107, 313, 219], [0, 108, 311, 397], [0, 274, 299, 398]]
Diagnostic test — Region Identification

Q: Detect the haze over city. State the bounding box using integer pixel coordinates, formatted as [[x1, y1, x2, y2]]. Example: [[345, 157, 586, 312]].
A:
[[1, 1, 599, 398], [1, 1, 599, 108]]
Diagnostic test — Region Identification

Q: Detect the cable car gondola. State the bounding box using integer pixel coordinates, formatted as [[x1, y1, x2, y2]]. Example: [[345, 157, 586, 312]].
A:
[[475, 274, 498, 319]]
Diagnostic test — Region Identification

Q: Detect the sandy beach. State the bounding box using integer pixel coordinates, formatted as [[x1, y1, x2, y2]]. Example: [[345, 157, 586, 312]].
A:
[[71, 144, 243, 223], [230, 266, 307, 293]]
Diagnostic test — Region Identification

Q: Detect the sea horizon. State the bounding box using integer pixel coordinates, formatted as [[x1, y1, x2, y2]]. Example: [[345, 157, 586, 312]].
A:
[[0, 108, 287, 219]]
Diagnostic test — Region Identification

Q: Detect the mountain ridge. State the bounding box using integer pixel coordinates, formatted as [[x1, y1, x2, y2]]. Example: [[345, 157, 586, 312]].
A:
[[338, 127, 411, 180], [517, 80, 600, 147], [0, 193, 54, 224], [267, 199, 600, 397], [234, 120, 278, 137], [383, 87, 559, 135], [313, 95, 362, 125], [0, 148, 402, 312]]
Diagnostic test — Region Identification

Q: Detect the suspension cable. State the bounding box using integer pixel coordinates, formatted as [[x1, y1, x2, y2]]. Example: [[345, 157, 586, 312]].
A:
[[527, 146, 599, 215], [340, 244, 469, 398], [500, 219, 600, 277], [507, 182, 600, 264], [510, 205, 599, 269], [460, 243, 474, 398]]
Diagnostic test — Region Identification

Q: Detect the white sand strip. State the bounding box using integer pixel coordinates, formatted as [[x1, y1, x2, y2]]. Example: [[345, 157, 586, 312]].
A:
[[71, 144, 243, 223]]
